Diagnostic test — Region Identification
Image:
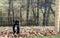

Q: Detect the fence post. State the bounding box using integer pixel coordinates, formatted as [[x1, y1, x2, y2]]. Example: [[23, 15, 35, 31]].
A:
[[55, 0, 60, 32]]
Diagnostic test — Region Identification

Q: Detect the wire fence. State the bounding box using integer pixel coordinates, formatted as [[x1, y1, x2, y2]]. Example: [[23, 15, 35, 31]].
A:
[[0, 0, 56, 26]]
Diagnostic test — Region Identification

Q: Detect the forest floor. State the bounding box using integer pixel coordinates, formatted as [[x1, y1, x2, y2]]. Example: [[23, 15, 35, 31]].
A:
[[0, 26, 60, 38]]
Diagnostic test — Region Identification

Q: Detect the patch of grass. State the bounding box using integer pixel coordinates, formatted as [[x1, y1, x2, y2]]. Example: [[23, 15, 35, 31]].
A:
[[26, 34, 60, 38]]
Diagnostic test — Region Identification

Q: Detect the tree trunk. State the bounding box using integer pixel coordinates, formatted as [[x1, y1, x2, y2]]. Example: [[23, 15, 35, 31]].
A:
[[11, 0, 14, 24], [8, 0, 11, 25], [31, 0, 36, 25], [43, 0, 51, 26], [26, 0, 30, 25], [20, 8, 22, 25], [37, 0, 39, 25], [43, 8, 47, 26]]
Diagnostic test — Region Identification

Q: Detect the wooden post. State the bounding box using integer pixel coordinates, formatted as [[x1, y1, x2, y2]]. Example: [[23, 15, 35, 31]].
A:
[[59, 0, 60, 32], [55, 0, 60, 32]]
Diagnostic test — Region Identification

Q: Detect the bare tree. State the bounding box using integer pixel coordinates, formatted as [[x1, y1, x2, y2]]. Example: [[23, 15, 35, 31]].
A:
[[31, 0, 36, 25], [8, 0, 14, 25], [43, 0, 55, 26]]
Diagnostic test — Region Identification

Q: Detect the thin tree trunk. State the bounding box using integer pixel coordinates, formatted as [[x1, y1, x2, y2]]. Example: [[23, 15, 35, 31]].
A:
[[31, 0, 36, 25], [37, 0, 39, 25], [0, 10, 2, 25], [45, 1, 51, 26], [43, 7, 47, 26], [50, 6, 55, 16], [20, 8, 22, 25], [46, 8, 50, 26], [43, 0, 50, 26], [8, 0, 11, 25], [11, 0, 14, 25], [26, 0, 30, 25]]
